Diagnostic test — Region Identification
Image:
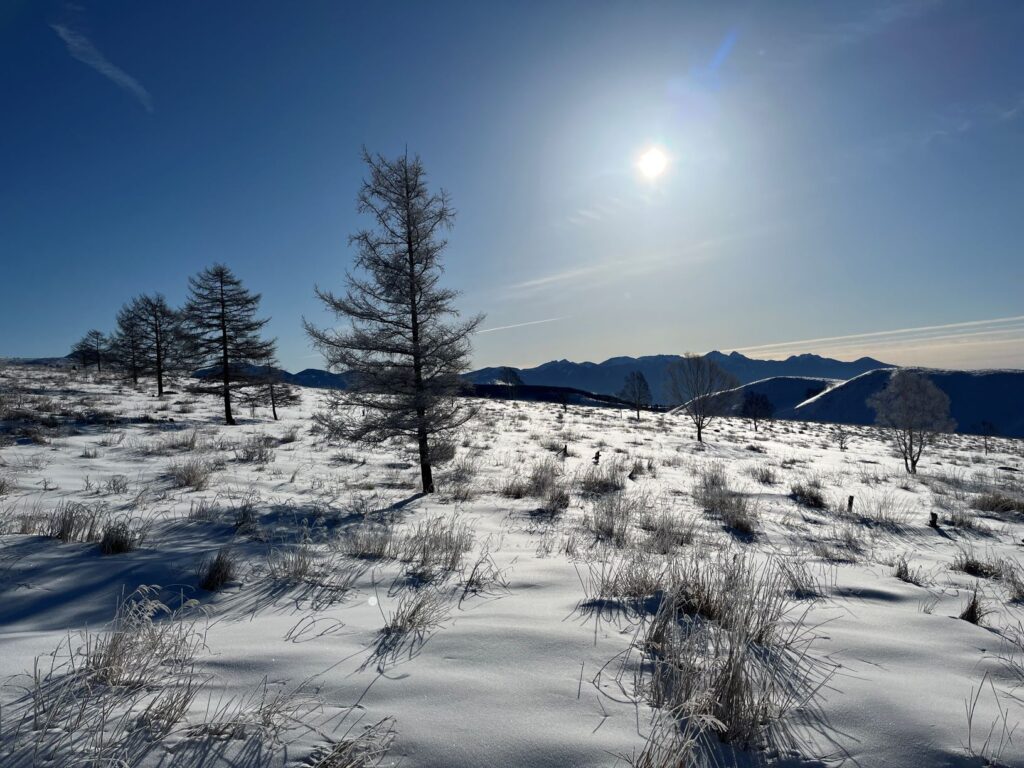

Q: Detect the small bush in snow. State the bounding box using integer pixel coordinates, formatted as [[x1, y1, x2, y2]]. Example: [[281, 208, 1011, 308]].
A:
[[235, 435, 276, 464], [103, 474, 130, 495]]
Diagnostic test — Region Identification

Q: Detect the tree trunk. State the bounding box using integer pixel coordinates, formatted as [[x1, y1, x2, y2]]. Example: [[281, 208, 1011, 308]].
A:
[[218, 278, 234, 425], [417, 419, 433, 493], [696, 422, 703, 443], [155, 329, 164, 397], [404, 161, 432, 494], [270, 383, 278, 420]]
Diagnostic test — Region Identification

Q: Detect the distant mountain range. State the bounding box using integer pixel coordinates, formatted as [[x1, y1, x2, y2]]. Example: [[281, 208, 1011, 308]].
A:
[[465, 351, 892, 404]]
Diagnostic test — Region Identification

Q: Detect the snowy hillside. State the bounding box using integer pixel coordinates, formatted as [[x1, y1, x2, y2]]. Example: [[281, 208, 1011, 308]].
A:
[[466, 351, 892, 404], [794, 368, 1024, 438], [1, 365, 1023, 767], [710, 376, 840, 419]]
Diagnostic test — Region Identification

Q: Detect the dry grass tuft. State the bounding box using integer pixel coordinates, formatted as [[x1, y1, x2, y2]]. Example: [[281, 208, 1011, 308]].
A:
[[951, 548, 1006, 580], [307, 718, 397, 767], [198, 547, 236, 591], [45, 500, 104, 543], [695, 464, 758, 535], [99, 515, 151, 555], [629, 549, 826, 752], [790, 480, 827, 510], [169, 458, 213, 490], [959, 586, 990, 625]]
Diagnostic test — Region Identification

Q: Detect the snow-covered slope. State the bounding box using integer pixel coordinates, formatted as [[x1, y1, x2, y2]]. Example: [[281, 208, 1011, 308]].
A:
[[794, 367, 1024, 437], [710, 376, 839, 419], [2, 365, 1024, 767], [467, 352, 892, 404]]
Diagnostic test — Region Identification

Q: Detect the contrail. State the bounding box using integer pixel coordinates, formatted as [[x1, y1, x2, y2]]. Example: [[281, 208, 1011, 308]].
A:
[[476, 317, 566, 334], [730, 315, 1024, 354], [51, 23, 154, 113]]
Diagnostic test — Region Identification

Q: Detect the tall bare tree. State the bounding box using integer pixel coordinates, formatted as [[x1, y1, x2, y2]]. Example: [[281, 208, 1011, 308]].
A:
[[183, 264, 274, 425], [305, 149, 483, 494], [868, 370, 955, 474], [618, 370, 652, 420], [111, 303, 145, 385], [71, 329, 108, 372], [666, 353, 738, 442], [135, 293, 182, 397]]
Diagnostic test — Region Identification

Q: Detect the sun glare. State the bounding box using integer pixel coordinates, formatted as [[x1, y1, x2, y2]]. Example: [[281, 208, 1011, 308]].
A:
[[637, 146, 668, 179]]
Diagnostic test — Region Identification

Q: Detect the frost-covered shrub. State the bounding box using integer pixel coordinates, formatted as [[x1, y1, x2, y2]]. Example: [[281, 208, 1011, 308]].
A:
[[235, 435, 275, 464]]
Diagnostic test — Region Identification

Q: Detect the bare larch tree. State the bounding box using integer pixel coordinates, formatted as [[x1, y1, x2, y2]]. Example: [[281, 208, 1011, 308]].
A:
[[183, 264, 274, 425], [72, 329, 108, 372], [135, 293, 182, 397], [666, 353, 739, 442], [305, 149, 483, 494], [111, 303, 145, 385], [618, 370, 652, 420], [868, 369, 955, 474]]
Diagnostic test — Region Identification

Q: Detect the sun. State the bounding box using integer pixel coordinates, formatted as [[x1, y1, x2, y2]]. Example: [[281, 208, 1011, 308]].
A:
[[637, 146, 668, 179]]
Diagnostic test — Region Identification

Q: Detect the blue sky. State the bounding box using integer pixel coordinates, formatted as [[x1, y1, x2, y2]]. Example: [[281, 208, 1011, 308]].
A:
[[2, 1, 1022, 371]]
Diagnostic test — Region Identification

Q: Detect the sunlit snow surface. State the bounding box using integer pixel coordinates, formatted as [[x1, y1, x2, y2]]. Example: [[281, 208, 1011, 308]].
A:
[[0, 364, 1022, 767]]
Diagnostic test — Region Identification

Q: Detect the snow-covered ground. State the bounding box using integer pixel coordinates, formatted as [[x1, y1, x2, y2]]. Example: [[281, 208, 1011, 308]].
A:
[[1, 364, 1023, 767]]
